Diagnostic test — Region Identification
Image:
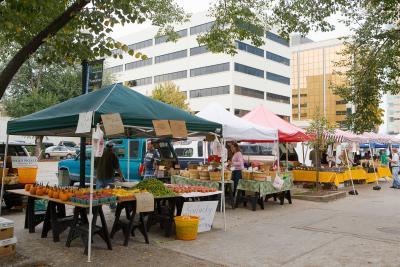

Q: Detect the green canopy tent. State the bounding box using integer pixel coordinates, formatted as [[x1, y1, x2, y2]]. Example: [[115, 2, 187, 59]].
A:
[[2, 83, 222, 262]]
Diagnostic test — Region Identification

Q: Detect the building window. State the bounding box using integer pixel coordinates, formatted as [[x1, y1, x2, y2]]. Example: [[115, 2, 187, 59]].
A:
[[336, 100, 347, 105], [234, 86, 264, 99], [234, 109, 250, 117], [236, 41, 264, 57], [190, 21, 214, 35], [125, 58, 152, 71], [266, 31, 289, 47], [189, 85, 230, 98], [111, 49, 123, 56], [190, 45, 209, 56], [104, 65, 123, 74], [266, 92, 290, 104], [278, 115, 290, 122], [154, 70, 187, 83], [266, 72, 290, 85], [336, 111, 347, 115], [155, 50, 187, 64], [234, 63, 264, 78], [128, 39, 153, 51], [292, 103, 307, 108], [190, 63, 230, 77], [126, 77, 152, 87], [155, 29, 188, 45], [266, 51, 290, 66]]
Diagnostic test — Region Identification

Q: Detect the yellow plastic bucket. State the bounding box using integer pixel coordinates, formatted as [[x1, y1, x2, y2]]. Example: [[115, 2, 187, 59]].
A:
[[174, 216, 199, 241], [17, 168, 38, 184]]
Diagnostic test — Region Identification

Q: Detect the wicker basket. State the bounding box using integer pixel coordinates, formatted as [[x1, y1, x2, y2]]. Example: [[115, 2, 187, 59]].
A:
[[242, 171, 253, 180], [189, 169, 200, 179], [253, 172, 267, 181], [180, 170, 190, 178], [199, 170, 210, 180], [224, 170, 232, 181], [209, 171, 221, 181]]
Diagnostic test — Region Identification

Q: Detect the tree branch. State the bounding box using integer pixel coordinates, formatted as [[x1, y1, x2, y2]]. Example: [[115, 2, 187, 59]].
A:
[[0, 0, 90, 99]]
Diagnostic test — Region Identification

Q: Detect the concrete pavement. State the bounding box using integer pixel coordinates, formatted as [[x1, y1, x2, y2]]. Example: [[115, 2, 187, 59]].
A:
[[2, 162, 400, 266]]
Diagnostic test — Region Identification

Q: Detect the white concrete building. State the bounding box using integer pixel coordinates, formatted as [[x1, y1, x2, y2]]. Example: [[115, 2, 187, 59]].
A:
[[104, 12, 292, 120]]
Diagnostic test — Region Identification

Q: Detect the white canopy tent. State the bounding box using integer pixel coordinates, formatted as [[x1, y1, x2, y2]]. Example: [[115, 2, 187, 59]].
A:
[[196, 103, 279, 228]]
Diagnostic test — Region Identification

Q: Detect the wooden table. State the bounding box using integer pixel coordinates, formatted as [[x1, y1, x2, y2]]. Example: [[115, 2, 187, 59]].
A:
[[7, 189, 112, 254]]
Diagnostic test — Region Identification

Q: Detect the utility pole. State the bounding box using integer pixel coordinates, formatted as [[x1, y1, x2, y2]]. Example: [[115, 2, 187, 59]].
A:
[[80, 60, 89, 187]]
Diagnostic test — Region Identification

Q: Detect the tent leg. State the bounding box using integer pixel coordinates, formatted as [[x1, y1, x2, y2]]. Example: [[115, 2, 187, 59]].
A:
[[344, 147, 356, 195], [285, 143, 289, 172], [87, 127, 95, 262], [221, 138, 226, 232], [0, 135, 9, 216], [127, 139, 130, 181], [369, 144, 379, 186]]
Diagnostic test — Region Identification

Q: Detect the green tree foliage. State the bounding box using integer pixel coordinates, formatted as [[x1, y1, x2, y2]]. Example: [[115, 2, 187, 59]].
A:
[[151, 81, 190, 111], [331, 1, 399, 133]]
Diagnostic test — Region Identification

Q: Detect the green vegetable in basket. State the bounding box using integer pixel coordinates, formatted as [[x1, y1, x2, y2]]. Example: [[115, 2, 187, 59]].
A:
[[133, 179, 176, 197]]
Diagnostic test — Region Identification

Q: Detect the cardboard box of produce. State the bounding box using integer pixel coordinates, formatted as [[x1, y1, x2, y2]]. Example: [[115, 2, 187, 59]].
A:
[[0, 243, 16, 257], [0, 217, 14, 242]]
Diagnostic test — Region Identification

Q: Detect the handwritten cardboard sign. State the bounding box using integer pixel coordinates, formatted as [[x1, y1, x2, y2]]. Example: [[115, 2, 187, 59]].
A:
[[181, 201, 218, 232], [11, 156, 38, 168], [169, 120, 187, 138], [135, 192, 154, 213], [152, 120, 172, 136], [101, 113, 124, 136], [76, 111, 93, 134]]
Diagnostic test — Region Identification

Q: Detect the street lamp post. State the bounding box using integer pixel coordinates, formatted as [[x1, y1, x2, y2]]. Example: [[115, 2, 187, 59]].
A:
[[80, 59, 89, 187]]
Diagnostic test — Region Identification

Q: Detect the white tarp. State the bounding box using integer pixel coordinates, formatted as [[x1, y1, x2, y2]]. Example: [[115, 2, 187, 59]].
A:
[[196, 103, 278, 141]]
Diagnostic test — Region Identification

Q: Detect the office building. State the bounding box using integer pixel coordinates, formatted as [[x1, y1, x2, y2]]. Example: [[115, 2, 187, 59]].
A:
[[291, 36, 350, 128], [385, 94, 400, 134], [104, 12, 291, 119]]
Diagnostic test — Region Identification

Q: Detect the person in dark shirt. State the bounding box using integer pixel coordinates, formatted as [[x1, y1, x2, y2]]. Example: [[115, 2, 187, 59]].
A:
[[96, 143, 124, 189], [143, 140, 160, 178]]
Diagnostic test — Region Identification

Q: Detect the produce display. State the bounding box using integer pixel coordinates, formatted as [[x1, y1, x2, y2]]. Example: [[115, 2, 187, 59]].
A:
[[165, 184, 217, 194], [70, 192, 117, 205], [1, 174, 19, 185], [133, 179, 176, 197]]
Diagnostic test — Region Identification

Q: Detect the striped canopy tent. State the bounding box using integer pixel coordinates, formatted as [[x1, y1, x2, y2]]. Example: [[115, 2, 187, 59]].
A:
[[325, 129, 367, 143], [362, 132, 393, 144]]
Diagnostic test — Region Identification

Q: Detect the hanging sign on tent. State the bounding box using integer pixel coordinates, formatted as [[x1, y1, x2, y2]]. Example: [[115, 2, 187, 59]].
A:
[[101, 113, 124, 136], [11, 156, 38, 168], [181, 201, 218, 232], [152, 120, 172, 136], [88, 59, 104, 92], [75, 111, 93, 134], [169, 120, 187, 138]]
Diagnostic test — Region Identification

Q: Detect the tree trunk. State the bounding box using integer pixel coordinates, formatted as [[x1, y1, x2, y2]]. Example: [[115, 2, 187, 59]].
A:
[[0, 0, 90, 99], [35, 136, 44, 159]]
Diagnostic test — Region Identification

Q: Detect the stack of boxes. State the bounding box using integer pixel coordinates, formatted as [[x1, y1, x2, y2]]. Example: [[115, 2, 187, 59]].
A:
[[0, 217, 16, 257]]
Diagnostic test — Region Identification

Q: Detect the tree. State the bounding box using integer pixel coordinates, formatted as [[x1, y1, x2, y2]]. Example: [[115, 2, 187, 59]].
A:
[[151, 81, 190, 111], [306, 108, 335, 189]]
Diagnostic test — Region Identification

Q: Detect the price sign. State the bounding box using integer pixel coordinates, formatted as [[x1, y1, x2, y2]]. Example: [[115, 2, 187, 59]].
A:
[[101, 113, 124, 136], [169, 120, 187, 138], [76, 111, 93, 134], [181, 201, 218, 232], [152, 120, 172, 136], [11, 156, 38, 168]]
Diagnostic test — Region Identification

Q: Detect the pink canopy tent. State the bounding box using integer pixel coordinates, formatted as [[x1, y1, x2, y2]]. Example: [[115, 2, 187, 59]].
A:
[[242, 105, 312, 142], [325, 129, 368, 143]]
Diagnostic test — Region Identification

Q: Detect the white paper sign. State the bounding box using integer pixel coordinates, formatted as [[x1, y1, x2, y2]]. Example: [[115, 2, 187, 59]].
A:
[[101, 113, 124, 136], [181, 201, 218, 233], [11, 156, 38, 168], [76, 111, 93, 134]]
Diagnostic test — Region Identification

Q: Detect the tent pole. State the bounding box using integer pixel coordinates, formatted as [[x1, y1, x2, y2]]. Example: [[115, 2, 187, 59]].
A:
[[302, 142, 305, 165], [344, 147, 356, 195], [369, 143, 379, 185], [87, 127, 95, 262], [221, 138, 226, 232], [127, 139, 130, 181], [285, 143, 289, 172], [276, 141, 281, 174], [0, 135, 9, 216]]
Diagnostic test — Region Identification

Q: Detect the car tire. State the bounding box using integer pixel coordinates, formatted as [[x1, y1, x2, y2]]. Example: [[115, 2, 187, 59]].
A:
[[45, 153, 50, 159], [66, 154, 72, 159]]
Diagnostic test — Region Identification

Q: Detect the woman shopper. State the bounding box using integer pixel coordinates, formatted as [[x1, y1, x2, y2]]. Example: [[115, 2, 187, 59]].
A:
[[230, 143, 244, 196]]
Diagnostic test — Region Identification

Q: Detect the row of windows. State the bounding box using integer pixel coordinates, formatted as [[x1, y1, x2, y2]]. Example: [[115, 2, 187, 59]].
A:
[[155, 49, 187, 64], [266, 31, 289, 47], [155, 29, 188, 45], [190, 45, 209, 56], [266, 93, 290, 104], [266, 51, 290, 66], [236, 41, 264, 57], [104, 65, 123, 74], [190, 62, 230, 77], [234, 86, 264, 99], [128, 39, 153, 51], [266, 72, 290, 85], [336, 100, 347, 105], [336, 111, 347, 115], [292, 94, 308, 98], [125, 58, 152, 71], [154, 70, 187, 83], [292, 104, 307, 108], [190, 85, 230, 98], [234, 63, 264, 78], [126, 77, 152, 87], [190, 21, 214, 35]]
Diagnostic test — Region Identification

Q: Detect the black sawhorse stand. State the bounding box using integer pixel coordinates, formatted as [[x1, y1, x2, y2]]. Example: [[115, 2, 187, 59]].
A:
[[24, 196, 46, 233], [41, 201, 75, 242], [265, 190, 292, 205], [147, 197, 177, 237], [66, 205, 112, 255], [110, 201, 149, 246], [234, 190, 264, 211]]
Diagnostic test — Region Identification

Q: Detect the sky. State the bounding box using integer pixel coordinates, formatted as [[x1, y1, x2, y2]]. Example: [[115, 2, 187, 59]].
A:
[[111, 0, 352, 41]]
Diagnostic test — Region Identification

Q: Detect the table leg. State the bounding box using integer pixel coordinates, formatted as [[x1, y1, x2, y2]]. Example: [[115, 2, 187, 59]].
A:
[[49, 202, 61, 242], [110, 203, 123, 239], [27, 196, 35, 233], [279, 192, 285, 205], [229, 183, 234, 209], [98, 206, 112, 250], [285, 190, 292, 204], [66, 207, 80, 248], [41, 202, 52, 238]]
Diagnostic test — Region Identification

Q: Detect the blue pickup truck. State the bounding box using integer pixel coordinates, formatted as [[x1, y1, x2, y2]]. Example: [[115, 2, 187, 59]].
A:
[[58, 138, 178, 183]]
